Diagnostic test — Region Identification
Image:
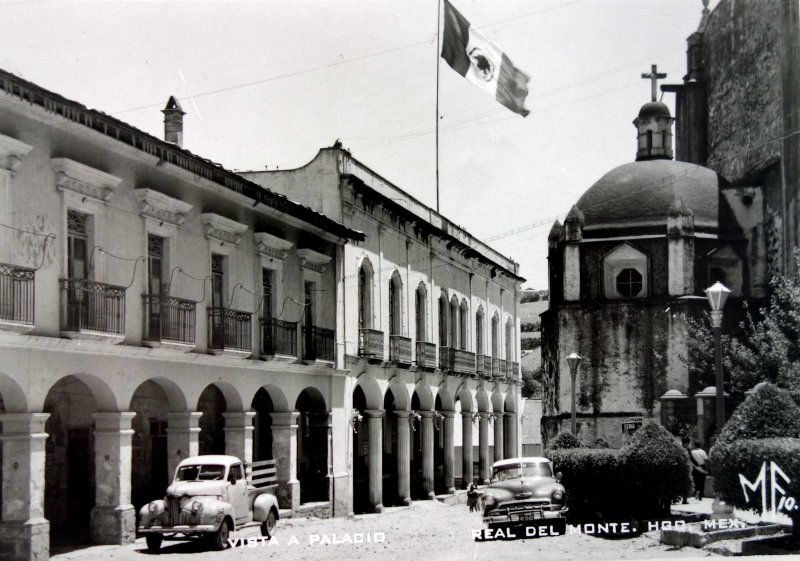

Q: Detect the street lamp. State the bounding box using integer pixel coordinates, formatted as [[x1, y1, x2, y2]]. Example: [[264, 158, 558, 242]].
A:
[[704, 281, 731, 438], [566, 352, 583, 434]]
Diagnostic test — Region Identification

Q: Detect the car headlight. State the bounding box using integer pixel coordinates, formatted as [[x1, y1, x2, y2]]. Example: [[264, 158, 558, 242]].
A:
[[191, 501, 202, 513], [149, 502, 159, 513], [552, 489, 564, 501], [483, 494, 497, 506]]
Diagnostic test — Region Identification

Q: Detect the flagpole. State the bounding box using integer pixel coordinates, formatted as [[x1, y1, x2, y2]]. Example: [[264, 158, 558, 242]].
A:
[[435, 0, 441, 213]]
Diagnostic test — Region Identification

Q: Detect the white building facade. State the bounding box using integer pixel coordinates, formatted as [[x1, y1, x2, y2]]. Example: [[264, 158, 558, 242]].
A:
[[244, 149, 525, 513]]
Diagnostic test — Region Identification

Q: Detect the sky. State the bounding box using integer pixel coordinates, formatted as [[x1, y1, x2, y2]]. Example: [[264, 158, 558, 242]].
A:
[[0, 0, 717, 289]]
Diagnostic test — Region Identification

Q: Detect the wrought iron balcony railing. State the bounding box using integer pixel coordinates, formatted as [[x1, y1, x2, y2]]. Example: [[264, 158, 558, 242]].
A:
[[358, 328, 384, 359], [303, 325, 335, 361], [60, 278, 126, 335], [0, 263, 34, 326], [476, 355, 492, 378], [261, 317, 297, 357], [389, 335, 412, 364], [415, 341, 437, 369], [207, 306, 252, 353], [439, 346, 454, 371], [142, 294, 196, 345]]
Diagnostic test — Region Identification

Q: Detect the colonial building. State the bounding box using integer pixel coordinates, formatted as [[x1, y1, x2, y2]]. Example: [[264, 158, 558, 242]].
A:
[[541, 0, 800, 448], [242, 149, 524, 514], [0, 67, 524, 560], [0, 69, 363, 560]]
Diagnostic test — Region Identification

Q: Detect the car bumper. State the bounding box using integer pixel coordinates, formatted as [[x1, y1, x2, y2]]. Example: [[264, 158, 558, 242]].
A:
[[139, 524, 218, 534], [483, 507, 568, 526]]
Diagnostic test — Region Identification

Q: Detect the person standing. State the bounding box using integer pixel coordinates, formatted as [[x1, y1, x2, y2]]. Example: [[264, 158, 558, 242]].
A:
[[689, 442, 709, 500]]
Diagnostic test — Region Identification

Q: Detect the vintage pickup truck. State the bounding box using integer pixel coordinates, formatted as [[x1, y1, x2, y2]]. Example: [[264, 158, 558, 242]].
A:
[[138, 454, 280, 552]]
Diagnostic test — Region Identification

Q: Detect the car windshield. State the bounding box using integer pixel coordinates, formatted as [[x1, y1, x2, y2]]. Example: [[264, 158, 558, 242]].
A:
[[493, 462, 553, 481], [176, 464, 226, 481]]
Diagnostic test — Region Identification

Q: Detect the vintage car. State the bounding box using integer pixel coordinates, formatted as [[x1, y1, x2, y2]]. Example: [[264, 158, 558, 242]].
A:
[[482, 457, 568, 531], [138, 454, 280, 552]]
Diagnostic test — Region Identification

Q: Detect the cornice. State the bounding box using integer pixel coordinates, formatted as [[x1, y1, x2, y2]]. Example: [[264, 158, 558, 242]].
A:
[[51, 157, 122, 203], [134, 188, 193, 226]]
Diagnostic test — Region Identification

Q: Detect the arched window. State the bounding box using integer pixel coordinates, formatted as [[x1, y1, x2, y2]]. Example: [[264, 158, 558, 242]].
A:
[[358, 259, 374, 328], [438, 291, 448, 347], [389, 271, 403, 336], [415, 282, 427, 342], [475, 306, 485, 355], [459, 299, 469, 351], [491, 312, 499, 357], [505, 317, 514, 362], [450, 295, 459, 349]]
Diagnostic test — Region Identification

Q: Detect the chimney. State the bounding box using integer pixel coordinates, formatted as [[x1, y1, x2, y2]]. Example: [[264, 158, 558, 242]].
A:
[[162, 96, 185, 147]]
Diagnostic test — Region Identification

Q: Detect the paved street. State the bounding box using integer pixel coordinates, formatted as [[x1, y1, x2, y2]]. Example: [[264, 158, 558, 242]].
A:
[[52, 501, 720, 561]]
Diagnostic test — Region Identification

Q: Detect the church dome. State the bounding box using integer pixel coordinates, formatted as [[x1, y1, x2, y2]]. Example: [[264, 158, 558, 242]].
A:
[[637, 101, 671, 119], [575, 159, 721, 233]]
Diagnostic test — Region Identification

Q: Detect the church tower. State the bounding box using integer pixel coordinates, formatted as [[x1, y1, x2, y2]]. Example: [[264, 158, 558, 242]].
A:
[[634, 65, 674, 161]]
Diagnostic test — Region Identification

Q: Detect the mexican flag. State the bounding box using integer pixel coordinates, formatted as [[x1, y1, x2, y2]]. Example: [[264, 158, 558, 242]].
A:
[[441, 0, 531, 117]]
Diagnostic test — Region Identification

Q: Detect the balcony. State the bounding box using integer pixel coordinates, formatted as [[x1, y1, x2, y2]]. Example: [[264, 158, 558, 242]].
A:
[[439, 347, 476, 376], [261, 317, 297, 358], [476, 355, 492, 378], [358, 328, 384, 359], [303, 325, 335, 362], [142, 294, 196, 348], [508, 361, 520, 380], [0, 263, 34, 330], [60, 279, 125, 340], [389, 335, 412, 365], [207, 307, 252, 355], [492, 358, 508, 380], [415, 341, 437, 370]]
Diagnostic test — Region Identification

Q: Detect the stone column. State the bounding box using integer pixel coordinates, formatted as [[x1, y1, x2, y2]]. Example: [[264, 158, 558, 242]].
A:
[[0, 413, 49, 561], [395, 411, 412, 505], [460, 411, 474, 488], [505, 413, 518, 458], [91, 412, 136, 545], [365, 410, 384, 512], [493, 413, 504, 461], [442, 411, 456, 493], [420, 411, 435, 499], [166, 411, 202, 480], [478, 412, 491, 484], [270, 412, 300, 511], [223, 411, 256, 464]]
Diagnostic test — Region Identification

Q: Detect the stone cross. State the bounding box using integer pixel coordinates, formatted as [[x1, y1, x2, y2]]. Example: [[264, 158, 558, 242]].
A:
[[641, 64, 667, 102]]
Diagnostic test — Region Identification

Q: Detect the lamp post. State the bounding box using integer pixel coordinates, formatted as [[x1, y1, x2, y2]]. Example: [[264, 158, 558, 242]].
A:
[[704, 281, 731, 437], [566, 353, 583, 434]]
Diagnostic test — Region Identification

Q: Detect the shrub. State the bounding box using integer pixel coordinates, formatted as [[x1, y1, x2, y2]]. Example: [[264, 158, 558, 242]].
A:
[[714, 382, 800, 445], [710, 383, 800, 538], [549, 430, 582, 449], [546, 448, 621, 518], [619, 421, 692, 516], [592, 437, 610, 449]]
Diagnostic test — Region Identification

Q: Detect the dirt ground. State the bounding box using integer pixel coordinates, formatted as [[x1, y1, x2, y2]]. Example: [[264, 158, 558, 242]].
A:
[[53, 500, 723, 561]]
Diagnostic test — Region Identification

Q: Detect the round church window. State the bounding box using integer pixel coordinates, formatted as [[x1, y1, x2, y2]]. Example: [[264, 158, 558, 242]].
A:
[[616, 268, 643, 297]]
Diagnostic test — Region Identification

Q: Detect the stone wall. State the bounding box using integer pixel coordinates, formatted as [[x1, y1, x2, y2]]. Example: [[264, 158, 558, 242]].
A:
[[703, 0, 781, 183]]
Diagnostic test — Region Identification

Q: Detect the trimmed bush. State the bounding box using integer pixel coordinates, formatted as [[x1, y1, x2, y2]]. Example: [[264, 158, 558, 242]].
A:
[[549, 430, 582, 449], [619, 421, 692, 516], [710, 383, 800, 538], [715, 382, 800, 445], [546, 448, 621, 518], [546, 421, 692, 520]]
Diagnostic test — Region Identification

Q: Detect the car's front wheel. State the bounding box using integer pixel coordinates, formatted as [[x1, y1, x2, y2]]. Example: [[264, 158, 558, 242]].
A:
[[210, 520, 230, 550], [260, 508, 277, 538], [145, 534, 162, 553]]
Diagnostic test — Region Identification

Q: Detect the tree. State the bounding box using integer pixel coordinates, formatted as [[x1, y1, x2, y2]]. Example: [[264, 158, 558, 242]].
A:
[[679, 250, 800, 395]]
